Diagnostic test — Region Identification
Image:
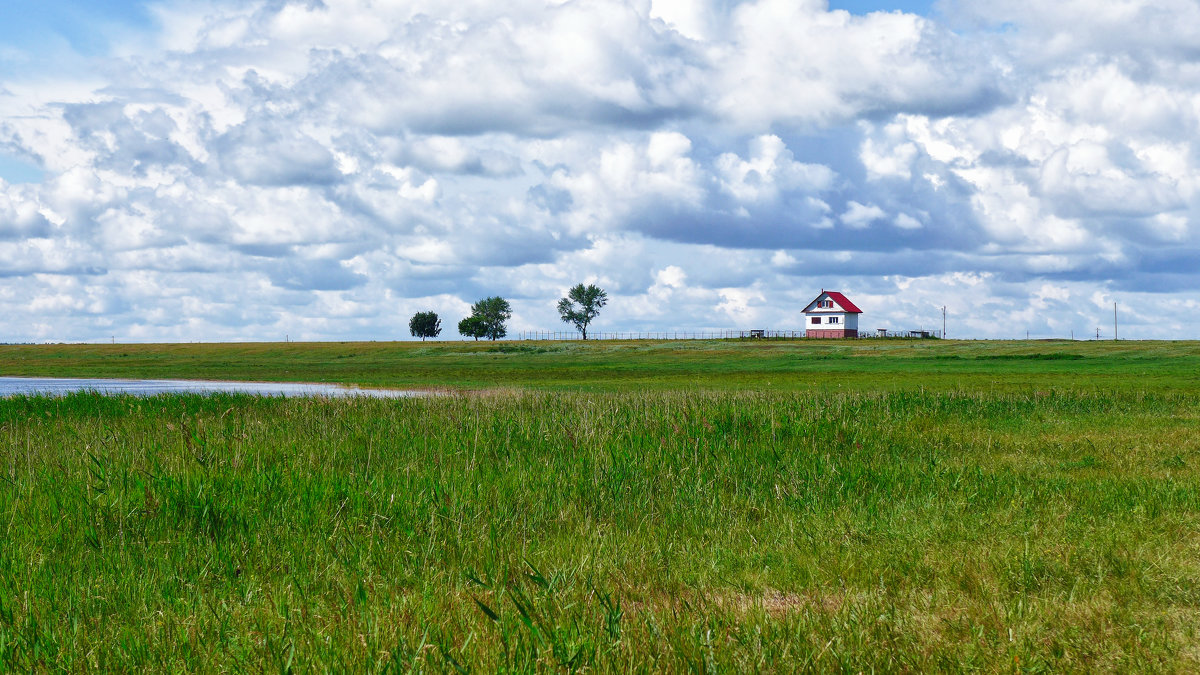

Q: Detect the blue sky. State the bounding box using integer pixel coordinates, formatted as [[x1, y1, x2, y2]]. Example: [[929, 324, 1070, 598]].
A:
[[828, 0, 936, 14], [0, 0, 153, 53], [0, 0, 152, 183], [1, 0, 1198, 342], [0, 154, 42, 183]]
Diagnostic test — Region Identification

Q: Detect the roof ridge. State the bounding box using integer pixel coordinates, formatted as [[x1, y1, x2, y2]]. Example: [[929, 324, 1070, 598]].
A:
[[805, 290, 862, 313]]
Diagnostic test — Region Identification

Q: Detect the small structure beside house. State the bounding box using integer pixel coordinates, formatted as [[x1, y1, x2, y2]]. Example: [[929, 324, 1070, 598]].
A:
[[803, 290, 862, 338]]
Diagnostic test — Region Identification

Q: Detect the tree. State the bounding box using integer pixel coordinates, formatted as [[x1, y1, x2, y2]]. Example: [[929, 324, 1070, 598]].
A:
[[467, 296, 512, 341], [409, 311, 441, 341], [557, 283, 608, 340], [457, 316, 487, 341]]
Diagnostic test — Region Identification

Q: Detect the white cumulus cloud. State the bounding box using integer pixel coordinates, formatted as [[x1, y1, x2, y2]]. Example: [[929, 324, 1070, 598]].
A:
[[0, 0, 1197, 340]]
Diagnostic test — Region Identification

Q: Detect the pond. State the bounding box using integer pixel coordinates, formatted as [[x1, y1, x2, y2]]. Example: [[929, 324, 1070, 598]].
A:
[[0, 376, 425, 399]]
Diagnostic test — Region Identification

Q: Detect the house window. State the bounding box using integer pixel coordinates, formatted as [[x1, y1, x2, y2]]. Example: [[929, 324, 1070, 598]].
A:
[[829, 316, 840, 324], [811, 317, 821, 324]]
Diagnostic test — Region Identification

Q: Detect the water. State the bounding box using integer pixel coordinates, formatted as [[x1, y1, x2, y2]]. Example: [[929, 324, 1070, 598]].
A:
[[0, 376, 424, 399]]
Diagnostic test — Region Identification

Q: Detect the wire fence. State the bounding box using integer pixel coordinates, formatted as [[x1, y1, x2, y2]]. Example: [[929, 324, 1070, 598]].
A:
[[868, 330, 943, 339], [516, 330, 778, 341], [513, 329, 943, 341]]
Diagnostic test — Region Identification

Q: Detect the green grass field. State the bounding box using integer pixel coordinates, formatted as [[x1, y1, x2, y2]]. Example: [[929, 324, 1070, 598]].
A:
[[2, 340, 1199, 671], [3, 338, 1200, 392]]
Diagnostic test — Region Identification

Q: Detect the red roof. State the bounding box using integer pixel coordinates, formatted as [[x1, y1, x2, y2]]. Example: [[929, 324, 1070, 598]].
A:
[[807, 291, 862, 313], [826, 291, 862, 313]]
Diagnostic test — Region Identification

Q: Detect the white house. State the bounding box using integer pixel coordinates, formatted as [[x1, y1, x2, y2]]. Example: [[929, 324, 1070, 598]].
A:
[[803, 290, 862, 338]]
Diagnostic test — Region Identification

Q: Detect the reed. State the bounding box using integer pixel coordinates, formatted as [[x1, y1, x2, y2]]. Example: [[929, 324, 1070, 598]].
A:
[[2, 388, 1197, 671]]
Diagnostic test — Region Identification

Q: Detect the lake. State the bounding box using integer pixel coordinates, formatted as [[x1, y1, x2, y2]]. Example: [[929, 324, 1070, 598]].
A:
[[0, 377, 424, 398]]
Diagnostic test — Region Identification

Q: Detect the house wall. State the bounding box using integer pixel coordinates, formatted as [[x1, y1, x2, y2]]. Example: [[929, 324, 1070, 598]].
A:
[[805, 312, 849, 327], [804, 313, 858, 338]]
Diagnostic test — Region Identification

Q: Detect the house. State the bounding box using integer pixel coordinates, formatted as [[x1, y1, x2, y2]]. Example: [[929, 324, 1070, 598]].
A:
[[803, 290, 862, 338]]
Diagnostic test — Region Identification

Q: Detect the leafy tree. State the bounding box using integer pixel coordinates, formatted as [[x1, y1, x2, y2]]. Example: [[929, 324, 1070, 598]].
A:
[[467, 296, 513, 341], [408, 311, 441, 341], [457, 316, 487, 341], [557, 283, 608, 340]]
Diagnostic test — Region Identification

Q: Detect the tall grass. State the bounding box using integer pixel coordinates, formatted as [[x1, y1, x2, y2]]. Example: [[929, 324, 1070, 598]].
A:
[[2, 389, 1198, 670]]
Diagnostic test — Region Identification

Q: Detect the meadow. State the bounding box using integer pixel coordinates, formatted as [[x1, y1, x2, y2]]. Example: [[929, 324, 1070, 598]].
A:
[[2, 338, 1200, 392], [1, 339, 1199, 671]]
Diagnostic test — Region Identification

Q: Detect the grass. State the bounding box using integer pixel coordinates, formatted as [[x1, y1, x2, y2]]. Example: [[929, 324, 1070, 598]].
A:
[[2, 338, 1200, 392], [2, 340, 1199, 670]]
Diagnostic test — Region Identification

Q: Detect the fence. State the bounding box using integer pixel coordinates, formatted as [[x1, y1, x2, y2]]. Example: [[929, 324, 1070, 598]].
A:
[[514, 329, 942, 341], [517, 330, 766, 341], [869, 330, 943, 339]]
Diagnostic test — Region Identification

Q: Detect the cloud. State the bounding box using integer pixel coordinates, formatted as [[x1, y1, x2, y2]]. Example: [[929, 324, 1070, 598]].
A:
[[0, 183, 53, 239], [216, 121, 341, 186], [0, 0, 1198, 341], [714, 0, 1009, 128], [841, 202, 887, 229]]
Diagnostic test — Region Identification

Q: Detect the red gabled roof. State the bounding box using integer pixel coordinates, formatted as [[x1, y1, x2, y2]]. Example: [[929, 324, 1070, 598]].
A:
[[805, 290, 862, 314], [825, 291, 862, 313]]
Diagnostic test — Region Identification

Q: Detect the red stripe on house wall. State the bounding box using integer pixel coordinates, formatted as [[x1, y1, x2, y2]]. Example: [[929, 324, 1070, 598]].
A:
[[805, 329, 858, 338]]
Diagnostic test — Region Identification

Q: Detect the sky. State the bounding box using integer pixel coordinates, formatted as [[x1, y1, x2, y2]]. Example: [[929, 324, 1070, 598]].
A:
[[0, 0, 1198, 342]]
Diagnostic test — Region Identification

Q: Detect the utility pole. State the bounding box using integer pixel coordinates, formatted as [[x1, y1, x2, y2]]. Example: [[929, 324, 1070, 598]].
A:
[[1114, 302, 1118, 341], [1096, 327, 1100, 340], [942, 306, 946, 339]]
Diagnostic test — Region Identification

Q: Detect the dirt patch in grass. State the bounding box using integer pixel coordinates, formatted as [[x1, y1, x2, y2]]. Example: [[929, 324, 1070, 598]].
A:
[[623, 588, 846, 618]]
